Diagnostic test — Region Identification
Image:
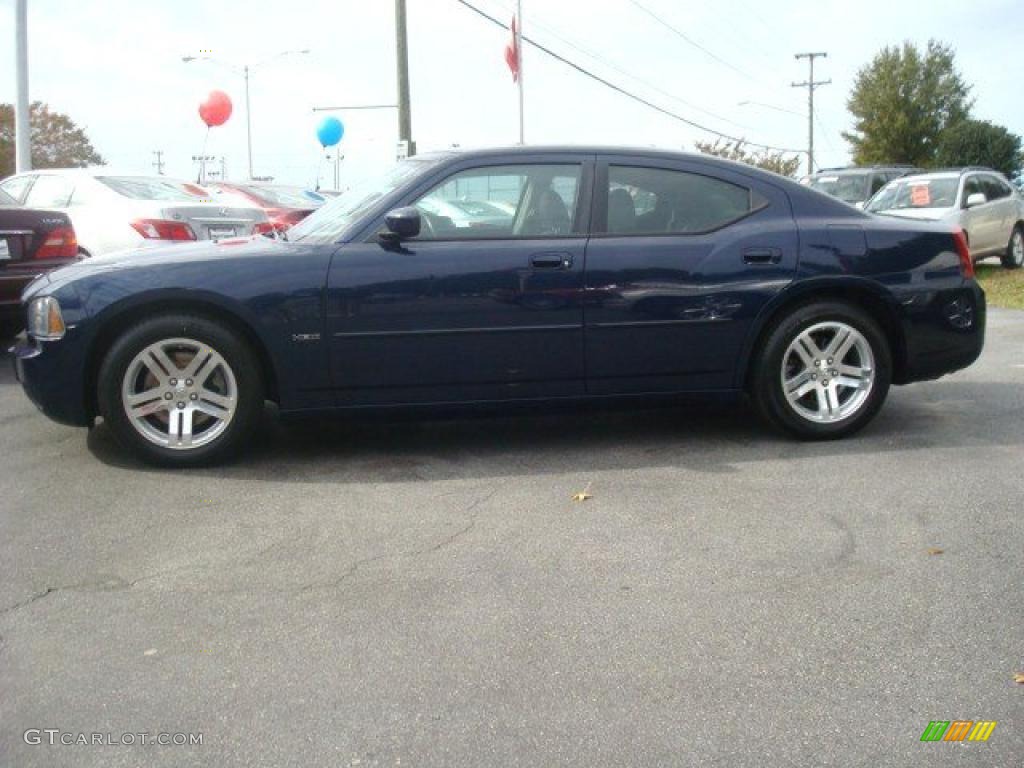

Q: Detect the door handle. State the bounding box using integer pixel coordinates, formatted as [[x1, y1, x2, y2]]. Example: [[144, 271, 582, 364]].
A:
[[743, 247, 782, 265], [530, 252, 573, 269]]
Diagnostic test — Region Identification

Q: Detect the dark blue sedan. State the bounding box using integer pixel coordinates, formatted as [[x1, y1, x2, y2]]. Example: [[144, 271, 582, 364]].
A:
[[13, 147, 985, 466]]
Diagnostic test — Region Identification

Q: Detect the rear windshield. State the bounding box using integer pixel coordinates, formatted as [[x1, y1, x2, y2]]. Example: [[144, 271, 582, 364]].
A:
[[235, 185, 325, 208], [96, 176, 198, 201], [866, 178, 959, 212], [807, 174, 870, 204]]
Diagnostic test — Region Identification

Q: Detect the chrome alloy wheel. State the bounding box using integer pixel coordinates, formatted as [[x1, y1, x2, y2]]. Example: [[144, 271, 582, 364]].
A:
[[121, 337, 237, 450], [780, 321, 875, 424], [1012, 229, 1024, 267]]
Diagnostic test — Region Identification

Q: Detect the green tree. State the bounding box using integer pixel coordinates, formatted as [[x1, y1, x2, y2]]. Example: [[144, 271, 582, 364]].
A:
[[843, 40, 972, 167], [694, 138, 802, 177], [935, 119, 1022, 176], [0, 102, 104, 178]]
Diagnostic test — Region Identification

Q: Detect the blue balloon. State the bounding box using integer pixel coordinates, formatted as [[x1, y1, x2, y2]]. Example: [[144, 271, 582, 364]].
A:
[[316, 116, 344, 147]]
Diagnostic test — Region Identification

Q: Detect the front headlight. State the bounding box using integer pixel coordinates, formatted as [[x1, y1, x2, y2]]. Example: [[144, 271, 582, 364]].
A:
[[27, 296, 66, 340]]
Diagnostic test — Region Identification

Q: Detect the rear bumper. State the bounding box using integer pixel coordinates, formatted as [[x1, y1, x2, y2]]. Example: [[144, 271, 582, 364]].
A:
[[898, 281, 986, 384], [11, 330, 92, 427]]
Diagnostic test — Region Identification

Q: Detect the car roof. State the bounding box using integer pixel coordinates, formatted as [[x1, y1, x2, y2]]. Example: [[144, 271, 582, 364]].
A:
[[892, 171, 963, 183]]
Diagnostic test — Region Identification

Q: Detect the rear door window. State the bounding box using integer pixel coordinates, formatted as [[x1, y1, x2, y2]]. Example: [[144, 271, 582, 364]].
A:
[[604, 165, 766, 235], [24, 175, 75, 208], [0, 174, 33, 203]]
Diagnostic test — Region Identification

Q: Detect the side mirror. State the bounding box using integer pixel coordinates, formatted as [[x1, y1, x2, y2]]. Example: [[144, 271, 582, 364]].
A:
[[965, 192, 987, 208], [379, 206, 421, 242]]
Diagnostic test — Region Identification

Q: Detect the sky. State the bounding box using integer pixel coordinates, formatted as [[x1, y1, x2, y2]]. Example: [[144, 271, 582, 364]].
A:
[[1, 0, 1020, 188]]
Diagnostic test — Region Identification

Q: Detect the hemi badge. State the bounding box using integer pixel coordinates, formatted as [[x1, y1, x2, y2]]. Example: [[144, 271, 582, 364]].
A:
[[291, 333, 321, 342]]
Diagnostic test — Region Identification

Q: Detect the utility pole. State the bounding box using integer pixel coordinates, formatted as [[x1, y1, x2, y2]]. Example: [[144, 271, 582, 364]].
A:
[[14, 0, 31, 172], [792, 52, 830, 175], [152, 150, 165, 175], [395, 0, 415, 157]]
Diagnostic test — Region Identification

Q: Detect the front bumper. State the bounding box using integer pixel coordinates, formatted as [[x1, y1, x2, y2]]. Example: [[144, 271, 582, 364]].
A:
[[11, 330, 92, 427]]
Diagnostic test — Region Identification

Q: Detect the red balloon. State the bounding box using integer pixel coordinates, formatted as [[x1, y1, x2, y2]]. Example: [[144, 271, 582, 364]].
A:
[[199, 90, 233, 127]]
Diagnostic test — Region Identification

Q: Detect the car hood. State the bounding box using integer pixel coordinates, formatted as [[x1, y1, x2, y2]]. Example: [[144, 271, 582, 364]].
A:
[[27, 236, 296, 300]]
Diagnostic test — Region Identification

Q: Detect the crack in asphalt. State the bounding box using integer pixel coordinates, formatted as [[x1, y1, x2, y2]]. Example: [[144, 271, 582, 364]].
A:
[[0, 483, 508, 613], [296, 482, 506, 594]]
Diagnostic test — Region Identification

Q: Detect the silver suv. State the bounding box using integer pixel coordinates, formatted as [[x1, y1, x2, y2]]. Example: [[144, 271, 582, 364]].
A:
[[866, 167, 1024, 269]]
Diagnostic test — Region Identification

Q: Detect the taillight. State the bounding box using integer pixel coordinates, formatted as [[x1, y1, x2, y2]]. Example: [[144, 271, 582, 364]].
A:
[[34, 226, 78, 259], [253, 221, 276, 236], [131, 219, 197, 241], [952, 228, 974, 279]]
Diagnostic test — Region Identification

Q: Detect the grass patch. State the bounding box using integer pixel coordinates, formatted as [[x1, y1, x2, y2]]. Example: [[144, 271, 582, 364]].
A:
[[975, 263, 1024, 310]]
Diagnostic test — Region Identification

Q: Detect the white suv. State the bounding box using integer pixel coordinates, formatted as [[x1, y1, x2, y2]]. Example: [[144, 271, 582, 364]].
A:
[[866, 167, 1024, 269]]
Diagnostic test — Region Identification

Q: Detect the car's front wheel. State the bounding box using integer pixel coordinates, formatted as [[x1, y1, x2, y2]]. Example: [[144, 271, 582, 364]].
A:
[[97, 314, 264, 467], [751, 301, 892, 440], [1002, 225, 1024, 269]]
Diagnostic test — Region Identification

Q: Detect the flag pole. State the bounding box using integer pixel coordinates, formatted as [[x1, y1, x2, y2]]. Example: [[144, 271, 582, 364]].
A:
[[516, 0, 524, 144]]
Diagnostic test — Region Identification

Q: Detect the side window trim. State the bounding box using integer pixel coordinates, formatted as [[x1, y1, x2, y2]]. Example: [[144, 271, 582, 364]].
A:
[[592, 157, 771, 238]]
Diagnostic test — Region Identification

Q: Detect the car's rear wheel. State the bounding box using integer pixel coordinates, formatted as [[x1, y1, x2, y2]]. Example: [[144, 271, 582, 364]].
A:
[[98, 314, 263, 467], [1002, 225, 1024, 269], [751, 301, 891, 440]]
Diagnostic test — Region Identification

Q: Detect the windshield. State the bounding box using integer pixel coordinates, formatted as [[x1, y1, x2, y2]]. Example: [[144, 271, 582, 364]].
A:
[[807, 174, 870, 204], [866, 177, 959, 212], [97, 175, 200, 201], [287, 158, 440, 243]]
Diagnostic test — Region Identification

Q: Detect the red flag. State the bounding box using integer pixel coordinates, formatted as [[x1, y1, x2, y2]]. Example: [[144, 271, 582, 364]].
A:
[[504, 16, 520, 82]]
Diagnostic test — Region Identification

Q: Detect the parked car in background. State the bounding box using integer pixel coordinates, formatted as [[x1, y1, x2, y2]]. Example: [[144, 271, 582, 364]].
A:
[[13, 146, 985, 466], [0, 187, 80, 326], [201, 181, 326, 234], [801, 165, 918, 208], [865, 167, 1024, 268], [0, 170, 269, 257], [415, 196, 515, 232]]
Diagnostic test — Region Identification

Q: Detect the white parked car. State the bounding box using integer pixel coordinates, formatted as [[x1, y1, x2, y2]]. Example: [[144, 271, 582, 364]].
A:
[[865, 167, 1024, 269], [0, 169, 269, 258]]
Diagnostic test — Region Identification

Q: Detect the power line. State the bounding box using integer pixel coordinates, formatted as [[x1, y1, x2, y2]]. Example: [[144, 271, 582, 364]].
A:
[[626, 0, 761, 84], [453, 0, 803, 154], [480, 0, 755, 132]]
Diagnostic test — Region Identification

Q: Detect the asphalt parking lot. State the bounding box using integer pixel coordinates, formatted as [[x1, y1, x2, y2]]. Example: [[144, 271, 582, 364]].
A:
[[1, 310, 1022, 767]]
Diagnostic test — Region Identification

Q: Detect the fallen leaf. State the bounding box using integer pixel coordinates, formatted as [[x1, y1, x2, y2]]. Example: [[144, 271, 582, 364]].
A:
[[572, 492, 592, 502], [926, 548, 944, 556], [143, 648, 158, 656], [1014, 673, 1024, 684]]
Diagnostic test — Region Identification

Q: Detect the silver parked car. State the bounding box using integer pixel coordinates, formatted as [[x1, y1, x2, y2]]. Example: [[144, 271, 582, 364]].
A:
[[0, 170, 269, 258], [865, 167, 1024, 268]]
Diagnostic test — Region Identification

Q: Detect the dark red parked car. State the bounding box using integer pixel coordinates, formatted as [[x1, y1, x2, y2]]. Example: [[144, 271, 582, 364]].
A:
[[0, 187, 79, 326], [203, 182, 326, 234]]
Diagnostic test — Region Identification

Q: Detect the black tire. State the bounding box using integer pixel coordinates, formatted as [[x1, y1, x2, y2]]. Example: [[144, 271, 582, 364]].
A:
[[1001, 225, 1024, 269], [751, 301, 892, 440], [97, 314, 264, 467]]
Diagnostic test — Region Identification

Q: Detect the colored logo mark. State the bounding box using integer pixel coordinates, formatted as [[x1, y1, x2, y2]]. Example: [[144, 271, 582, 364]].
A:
[[920, 720, 997, 742]]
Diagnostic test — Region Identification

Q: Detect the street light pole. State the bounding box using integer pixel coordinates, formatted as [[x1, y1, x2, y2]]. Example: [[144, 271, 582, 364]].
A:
[[244, 65, 253, 180], [14, 0, 31, 172], [182, 49, 309, 180]]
